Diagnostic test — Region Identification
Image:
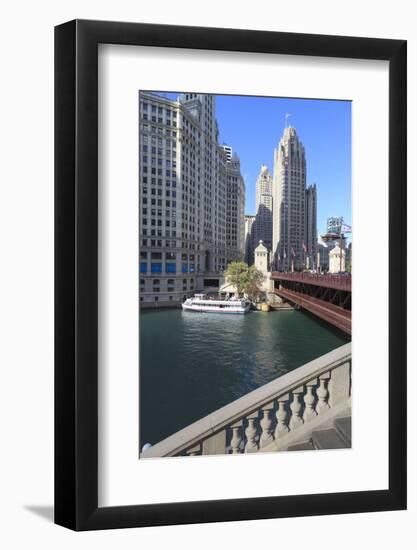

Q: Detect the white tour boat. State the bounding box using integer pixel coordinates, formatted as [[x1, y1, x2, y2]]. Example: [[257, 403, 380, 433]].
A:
[[182, 294, 251, 314]]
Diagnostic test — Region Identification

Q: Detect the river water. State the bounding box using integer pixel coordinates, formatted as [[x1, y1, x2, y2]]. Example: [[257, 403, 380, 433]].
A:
[[140, 308, 349, 447]]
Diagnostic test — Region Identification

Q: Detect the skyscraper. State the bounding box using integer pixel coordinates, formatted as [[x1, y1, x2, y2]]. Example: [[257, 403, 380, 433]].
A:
[[252, 165, 273, 253], [224, 151, 245, 263], [139, 92, 245, 306], [244, 214, 256, 265], [272, 126, 306, 270], [305, 183, 317, 260]]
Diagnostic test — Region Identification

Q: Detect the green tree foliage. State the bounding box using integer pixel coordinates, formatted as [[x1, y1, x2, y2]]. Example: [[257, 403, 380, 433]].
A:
[[224, 262, 265, 300]]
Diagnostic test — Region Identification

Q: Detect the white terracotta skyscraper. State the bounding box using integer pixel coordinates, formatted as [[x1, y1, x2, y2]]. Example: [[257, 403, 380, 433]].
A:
[[272, 126, 307, 270], [252, 165, 273, 255]]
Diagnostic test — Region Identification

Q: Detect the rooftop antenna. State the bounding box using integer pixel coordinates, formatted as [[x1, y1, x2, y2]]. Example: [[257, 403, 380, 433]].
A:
[[285, 113, 291, 128]]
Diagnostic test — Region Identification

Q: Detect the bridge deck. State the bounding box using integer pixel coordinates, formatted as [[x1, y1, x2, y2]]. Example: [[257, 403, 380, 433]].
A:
[[271, 272, 351, 292], [273, 288, 351, 336]]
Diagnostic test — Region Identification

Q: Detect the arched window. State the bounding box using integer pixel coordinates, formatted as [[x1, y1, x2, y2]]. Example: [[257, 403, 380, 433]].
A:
[[167, 279, 175, 285], [153, 279, 160, 285]]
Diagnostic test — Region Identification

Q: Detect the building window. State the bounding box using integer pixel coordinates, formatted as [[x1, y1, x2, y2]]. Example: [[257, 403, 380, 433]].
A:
[[166, 263, 176, 273], [182, 263, 188, 273], [140, 262, 147, 273], [151, 252, 162, 260], [151, 263, 162, 273]]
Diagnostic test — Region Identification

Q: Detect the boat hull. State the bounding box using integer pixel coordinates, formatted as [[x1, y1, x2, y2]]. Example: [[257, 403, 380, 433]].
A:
[[182, 304, 250, 314]]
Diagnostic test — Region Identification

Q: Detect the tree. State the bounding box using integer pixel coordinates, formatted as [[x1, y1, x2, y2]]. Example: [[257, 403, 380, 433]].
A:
[[224, 262, 265, 300]]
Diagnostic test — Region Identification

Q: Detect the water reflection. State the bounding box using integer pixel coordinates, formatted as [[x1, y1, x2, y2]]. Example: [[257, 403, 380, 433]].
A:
[[140, 309, 349, 446]]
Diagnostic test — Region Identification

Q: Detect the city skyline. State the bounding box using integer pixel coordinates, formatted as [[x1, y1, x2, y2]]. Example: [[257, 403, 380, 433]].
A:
[[153, 92, 351, 236]]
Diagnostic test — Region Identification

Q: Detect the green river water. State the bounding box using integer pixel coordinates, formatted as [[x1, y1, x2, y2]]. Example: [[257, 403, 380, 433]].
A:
[[140, 308, 349, 447]]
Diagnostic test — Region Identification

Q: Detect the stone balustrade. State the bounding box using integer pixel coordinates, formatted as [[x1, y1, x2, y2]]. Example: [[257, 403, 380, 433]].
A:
[[140, 342, 351, 458]]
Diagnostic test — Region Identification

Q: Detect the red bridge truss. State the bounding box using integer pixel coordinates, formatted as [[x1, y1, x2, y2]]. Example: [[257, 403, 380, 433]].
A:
[[270, 272, 352, 336]]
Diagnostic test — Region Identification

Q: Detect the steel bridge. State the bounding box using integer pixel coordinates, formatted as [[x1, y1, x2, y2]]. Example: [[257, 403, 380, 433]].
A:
[[270, 272, 352, 335]]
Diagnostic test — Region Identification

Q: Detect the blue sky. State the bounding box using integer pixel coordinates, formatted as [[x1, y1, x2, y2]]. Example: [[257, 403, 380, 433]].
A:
[[152, 92, 351, 236]]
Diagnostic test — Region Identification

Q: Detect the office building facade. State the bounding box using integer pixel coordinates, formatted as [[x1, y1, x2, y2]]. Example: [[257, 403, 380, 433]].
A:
[[224, 151, 246, 263], [305, 183, 317, 259], [139, 92, 244, 306], [244, 214, 256, 265], [252, 165, 273, 254], [272, 126, 307, 270]]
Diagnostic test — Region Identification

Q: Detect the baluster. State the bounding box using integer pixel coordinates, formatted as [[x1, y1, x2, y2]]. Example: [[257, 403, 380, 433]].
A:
[[316, 372, 331, 414], [260, 403, 274, 448], [244, 412, 259, 453], [186, 444, 201, 456], [275, 393, 290, 439], [230, 421, 243, 454], [303, 379, 318, 422], [289, 387, 304, 430]]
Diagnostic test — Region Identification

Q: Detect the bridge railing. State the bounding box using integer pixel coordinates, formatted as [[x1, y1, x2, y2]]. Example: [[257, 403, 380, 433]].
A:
[[140, 343, 351, 458], [271, 271, 351, 290]]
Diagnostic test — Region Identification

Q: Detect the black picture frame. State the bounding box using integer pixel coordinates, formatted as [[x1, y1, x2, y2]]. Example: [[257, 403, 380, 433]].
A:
[[55, 19, 407, 531]]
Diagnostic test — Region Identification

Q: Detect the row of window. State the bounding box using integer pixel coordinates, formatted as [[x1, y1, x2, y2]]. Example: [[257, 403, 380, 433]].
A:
[[140, 262, 196, 274], [140, 252, 195, 261], [140, 278, 191, 285], [141, 103, 177, 117], [140, 295, 188, 303]]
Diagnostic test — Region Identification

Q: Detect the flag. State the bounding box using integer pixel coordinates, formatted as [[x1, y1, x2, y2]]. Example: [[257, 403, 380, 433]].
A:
[[341, 223, 352, 233], [283, 249, 287, 259], [278, 252, 281, 261], [302, 241, 307, 253], [291, 247, 296, 257]]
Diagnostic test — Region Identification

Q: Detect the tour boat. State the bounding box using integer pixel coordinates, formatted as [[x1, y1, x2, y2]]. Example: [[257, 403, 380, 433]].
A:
[[182, 294, 251, 314]]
